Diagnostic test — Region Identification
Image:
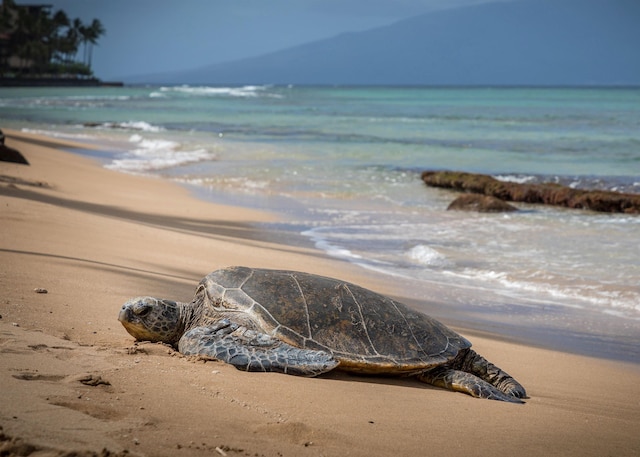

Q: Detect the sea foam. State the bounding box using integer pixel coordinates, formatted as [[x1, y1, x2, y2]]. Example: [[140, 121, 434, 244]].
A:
[[406, 245, 448, 267], [105, 134, 215, 172], [160, 85, 281, 98], [82, 121, 164, 132]]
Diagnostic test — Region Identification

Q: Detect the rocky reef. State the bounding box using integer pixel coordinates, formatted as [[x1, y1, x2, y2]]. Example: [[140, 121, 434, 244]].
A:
[[422, 171, 640, 214], [446, 194, 518, 212]]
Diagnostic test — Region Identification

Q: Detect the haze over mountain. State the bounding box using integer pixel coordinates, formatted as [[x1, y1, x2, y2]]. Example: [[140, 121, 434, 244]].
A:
[[130, 0, 640, 86]]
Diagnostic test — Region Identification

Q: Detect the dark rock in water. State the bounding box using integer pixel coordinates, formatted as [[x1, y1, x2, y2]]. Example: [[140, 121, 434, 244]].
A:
[[422, 171, 640, 214], [447, 194, 518, 213]]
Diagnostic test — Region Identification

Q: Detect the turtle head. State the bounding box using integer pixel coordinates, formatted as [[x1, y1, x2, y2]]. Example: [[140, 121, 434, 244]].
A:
[[118, 297, 187, 346]]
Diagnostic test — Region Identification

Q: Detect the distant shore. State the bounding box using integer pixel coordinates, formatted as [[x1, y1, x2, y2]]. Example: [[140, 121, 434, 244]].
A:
[[0, 77, 123, 87]]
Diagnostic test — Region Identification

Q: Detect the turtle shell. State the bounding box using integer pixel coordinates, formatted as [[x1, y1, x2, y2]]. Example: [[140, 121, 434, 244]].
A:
[[195, 266, 471, 374]]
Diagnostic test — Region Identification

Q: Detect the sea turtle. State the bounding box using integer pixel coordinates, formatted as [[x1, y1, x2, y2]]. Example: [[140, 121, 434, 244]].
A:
[[118, 266, 527, 403]]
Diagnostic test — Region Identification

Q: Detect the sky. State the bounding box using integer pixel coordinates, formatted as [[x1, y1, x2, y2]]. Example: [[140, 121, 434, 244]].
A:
[[13, 0, 503, 80]]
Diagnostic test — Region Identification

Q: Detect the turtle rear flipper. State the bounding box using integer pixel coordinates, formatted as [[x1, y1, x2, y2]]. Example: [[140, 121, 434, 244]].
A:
[[458, 349, 527, 399], [418, 368, 525, 403], [178, 320, 338, 377]]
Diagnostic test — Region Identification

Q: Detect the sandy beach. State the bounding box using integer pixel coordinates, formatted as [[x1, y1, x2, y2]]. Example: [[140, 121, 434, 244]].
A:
[[1, 129, 639, 457]]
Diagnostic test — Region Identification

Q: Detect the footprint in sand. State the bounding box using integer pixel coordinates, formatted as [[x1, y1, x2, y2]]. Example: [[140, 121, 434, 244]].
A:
[[12, 368, 118, 420], [255, 421, 339, 448], [12, 371, 111, 386], [47, 397, 124, 421], [11, 372, 66, 382], [26, 342, 77, 362]]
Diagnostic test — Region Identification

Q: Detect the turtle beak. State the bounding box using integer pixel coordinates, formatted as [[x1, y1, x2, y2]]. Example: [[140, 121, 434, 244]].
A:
[[118, 302, 149, 341], [119, 298, 152, 324], [118, 304, 132, 323]]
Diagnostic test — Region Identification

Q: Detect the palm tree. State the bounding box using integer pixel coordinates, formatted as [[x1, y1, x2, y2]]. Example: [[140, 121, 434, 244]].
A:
[[1, 2, 105, 79], [0, 0, 16, 33], [6, 3, 53, 74], [0, 0, 18, 73], [50, 9, 69, 64], [58, 18, 78, 65], [72, 18, 87, 65], [85, 19, 105, 71], [11, 3, 41, 73]]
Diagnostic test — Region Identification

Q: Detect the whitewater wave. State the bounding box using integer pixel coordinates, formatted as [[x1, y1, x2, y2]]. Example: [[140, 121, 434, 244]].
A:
[[105, 134, 215, 172], [82, 121, 164, 132], [304, 229, 362, 261], [406, 245, 449, 267], [494, 174, 537, 184], [159, 85, 282, 98]]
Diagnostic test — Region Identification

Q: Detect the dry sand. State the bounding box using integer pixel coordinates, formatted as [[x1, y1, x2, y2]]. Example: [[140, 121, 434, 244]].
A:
[[1, 129, 639, 457]]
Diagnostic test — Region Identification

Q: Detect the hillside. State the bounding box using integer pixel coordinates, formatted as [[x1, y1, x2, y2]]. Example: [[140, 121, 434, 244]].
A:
[[132, 0, 640, 86]]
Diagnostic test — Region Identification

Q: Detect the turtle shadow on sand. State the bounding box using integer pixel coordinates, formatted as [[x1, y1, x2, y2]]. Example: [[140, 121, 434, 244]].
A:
[[119, 266, 527, 403], [318, 369, 442, 391]]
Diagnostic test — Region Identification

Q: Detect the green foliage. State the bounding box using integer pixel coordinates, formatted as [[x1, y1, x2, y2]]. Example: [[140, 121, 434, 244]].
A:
[[0, 0, 105, 78]]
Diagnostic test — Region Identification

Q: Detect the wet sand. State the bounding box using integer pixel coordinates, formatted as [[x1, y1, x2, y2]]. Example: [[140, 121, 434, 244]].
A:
[[1, 129, 639, 456]]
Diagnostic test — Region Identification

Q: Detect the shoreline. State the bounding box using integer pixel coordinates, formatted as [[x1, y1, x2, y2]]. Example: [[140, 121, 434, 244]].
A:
[[6, 128, 640, 363], [1, 129, 639, 456]]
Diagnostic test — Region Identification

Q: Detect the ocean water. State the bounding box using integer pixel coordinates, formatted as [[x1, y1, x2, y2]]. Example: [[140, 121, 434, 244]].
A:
[[1, 85, 639, 361]]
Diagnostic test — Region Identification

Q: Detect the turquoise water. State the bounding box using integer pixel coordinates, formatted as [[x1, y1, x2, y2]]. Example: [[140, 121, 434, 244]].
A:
[[1, 85, 639, 360]]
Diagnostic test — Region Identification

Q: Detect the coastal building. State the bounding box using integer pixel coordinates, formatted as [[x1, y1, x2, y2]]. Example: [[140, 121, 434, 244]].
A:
[[0, 3, 53, 74]]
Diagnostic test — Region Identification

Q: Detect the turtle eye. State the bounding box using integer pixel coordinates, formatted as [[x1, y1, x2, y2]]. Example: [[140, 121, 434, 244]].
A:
[[135, 303, 152, 317]]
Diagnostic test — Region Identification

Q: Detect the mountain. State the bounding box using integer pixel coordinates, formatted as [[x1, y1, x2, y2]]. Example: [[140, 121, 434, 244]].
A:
[[133, 0, 640, 86]]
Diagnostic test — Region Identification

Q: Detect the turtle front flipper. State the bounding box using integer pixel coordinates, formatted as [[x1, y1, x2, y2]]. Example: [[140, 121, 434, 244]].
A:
[[418, 368, 525, 403], [178, 319, 338, 377]]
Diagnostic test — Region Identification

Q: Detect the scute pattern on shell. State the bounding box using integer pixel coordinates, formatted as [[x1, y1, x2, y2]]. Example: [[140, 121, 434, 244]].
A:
[[196, 266, 471, 373]]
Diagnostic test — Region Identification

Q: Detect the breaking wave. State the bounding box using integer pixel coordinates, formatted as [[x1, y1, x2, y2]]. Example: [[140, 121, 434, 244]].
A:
[[158, 85, 282, 98], [105, 134, 215, 172]]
